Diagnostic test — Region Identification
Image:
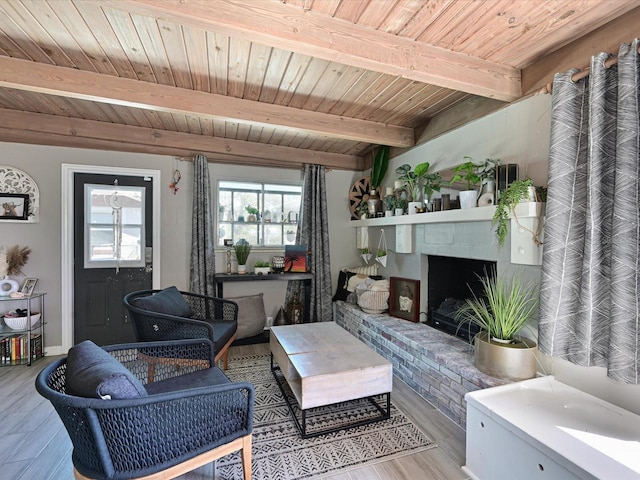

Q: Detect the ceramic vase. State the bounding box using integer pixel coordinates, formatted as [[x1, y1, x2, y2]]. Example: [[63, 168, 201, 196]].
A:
[[0, 276, 19, 296]]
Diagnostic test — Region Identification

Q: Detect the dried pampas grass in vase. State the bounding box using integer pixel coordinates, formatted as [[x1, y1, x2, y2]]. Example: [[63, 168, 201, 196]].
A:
[[0, 245, 31, 277]]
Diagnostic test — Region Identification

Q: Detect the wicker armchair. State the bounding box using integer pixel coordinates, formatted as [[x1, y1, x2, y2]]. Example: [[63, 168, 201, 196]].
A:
[[36, 339, 253, 480], [123, 287, 238, 369]]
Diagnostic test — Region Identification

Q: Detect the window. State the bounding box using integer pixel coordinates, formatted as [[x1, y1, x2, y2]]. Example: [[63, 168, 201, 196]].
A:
[[84, 184, 145, 268], [217, 181, 301, 247]]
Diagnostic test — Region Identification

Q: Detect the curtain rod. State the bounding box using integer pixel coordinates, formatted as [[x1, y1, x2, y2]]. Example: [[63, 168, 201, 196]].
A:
[[540, 44, 640, 95]]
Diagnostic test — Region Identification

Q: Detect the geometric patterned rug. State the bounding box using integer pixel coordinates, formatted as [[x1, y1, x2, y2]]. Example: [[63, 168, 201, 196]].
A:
[[217, 354, 436, 479]]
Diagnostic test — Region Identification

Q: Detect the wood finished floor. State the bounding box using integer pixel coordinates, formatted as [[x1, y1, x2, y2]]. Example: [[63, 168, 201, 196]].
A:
[[1, 343, 468, 480]]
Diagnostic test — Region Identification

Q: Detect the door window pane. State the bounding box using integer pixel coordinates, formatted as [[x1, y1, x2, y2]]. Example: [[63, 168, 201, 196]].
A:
[[85, 184, 145, 268]]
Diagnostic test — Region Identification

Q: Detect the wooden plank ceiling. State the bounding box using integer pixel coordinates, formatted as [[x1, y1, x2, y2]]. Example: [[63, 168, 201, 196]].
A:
[[0, 0, 637, 171]]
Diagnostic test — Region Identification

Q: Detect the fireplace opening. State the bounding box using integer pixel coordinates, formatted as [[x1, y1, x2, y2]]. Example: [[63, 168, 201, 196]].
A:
[[427, 255, 496, 343]]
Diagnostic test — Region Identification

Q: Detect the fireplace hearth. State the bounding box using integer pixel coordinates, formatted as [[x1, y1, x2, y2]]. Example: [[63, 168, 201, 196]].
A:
[[427, 255, 496, 343]]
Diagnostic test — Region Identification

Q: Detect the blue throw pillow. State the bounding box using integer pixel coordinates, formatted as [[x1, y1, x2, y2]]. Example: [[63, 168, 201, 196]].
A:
[[133, 286, 193, 318], [65, 340, 148, 399]]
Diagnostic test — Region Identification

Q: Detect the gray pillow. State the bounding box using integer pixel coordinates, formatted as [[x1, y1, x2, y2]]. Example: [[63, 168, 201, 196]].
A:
[[227, 293, 266, 339], [133, 286, 193, 318], [65, 340, 148, 399]]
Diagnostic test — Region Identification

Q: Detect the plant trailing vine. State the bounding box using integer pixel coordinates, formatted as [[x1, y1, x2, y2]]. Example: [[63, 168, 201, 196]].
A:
[[493, 179, 544, 248]]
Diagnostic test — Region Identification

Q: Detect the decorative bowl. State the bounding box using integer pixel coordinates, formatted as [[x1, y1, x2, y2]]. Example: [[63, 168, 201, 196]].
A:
[[3, 313, 41, 330]]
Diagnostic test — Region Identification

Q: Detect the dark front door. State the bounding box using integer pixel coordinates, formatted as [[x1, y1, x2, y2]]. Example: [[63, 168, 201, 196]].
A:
[[73, 173, 153, 345]]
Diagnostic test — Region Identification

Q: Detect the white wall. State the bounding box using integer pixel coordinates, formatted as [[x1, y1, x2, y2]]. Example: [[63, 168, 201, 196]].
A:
[[0, 142, 357, 351]]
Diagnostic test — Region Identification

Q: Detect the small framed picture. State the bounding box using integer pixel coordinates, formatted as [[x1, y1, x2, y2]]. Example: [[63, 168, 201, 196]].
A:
[[0, 193, 29, 220], [389, 277, 420, 323], [21, 278, 38, 296]]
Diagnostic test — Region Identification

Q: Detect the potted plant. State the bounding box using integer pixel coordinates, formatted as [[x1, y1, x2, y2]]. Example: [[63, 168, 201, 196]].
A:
[[394, 197, 407, 216], [233, 239, 251, 274], [355, 202, 369, 220], [245, 205, 259, 222], [254, 260, 271, 275], [422, 170, 442, 210], [493, 179, 544, 248], [395, 162, 437, 214], [449, 160, 481, 209], [456, 272, 538, 381], [375, 248, 388, 268], [368, 145, 390, 216], [360, 247, 372, 264], [375, 229, 388, 267]]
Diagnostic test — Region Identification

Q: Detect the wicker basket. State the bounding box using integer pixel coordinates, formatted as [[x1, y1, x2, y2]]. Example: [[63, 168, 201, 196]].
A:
[[3, 313, 41, 330], [356, 290, 389, 314]]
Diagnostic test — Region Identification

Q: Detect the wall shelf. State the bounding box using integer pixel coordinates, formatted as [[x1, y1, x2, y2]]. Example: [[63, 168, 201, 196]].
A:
[[350, 202, 543, 227], [351, 203, 545, 266]]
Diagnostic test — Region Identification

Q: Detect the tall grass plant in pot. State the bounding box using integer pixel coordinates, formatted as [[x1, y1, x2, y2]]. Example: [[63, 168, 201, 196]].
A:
[[457, 272, 538, 381]]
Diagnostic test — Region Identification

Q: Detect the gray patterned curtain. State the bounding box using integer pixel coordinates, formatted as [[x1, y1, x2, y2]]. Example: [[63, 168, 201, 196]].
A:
[[287, 165, 333, 322], [539, 39, 640, 383], [189, 154, 215, 296]]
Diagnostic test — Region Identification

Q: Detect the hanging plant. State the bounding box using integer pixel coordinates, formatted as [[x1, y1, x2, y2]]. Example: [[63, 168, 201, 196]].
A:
[[492, 179, 543, 247]]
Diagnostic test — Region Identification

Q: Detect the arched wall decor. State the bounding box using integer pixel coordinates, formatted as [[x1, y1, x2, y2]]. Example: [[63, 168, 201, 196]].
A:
[[0, 166, 40, 223]]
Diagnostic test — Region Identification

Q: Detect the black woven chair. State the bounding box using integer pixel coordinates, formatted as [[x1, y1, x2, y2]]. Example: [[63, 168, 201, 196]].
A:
[[123, 287, 238, 369], [36, 339, 253, 480]]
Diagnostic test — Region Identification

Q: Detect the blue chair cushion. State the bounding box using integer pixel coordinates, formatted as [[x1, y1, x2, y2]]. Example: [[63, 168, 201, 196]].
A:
[[66, 340, 148, 399], [145, 366, 230, 395], [209, 320, 237, 353], [133, 286, 193, 318]]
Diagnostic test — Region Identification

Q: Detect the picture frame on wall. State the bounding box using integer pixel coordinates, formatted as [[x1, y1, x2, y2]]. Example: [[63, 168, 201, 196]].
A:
[[0, 193, 29, 220], [21, 278, 38, 296], [389, 277, 420, 323]]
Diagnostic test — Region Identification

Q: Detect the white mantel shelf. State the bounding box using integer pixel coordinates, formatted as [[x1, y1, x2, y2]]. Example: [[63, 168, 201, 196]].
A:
[[350, 202, 543, 227]]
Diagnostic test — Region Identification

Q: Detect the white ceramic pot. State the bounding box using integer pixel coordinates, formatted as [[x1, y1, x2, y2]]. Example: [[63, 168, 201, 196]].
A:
[[394, 208, 404, 216], [407, 201, 422, 215], [237, 264, 247, 274], [385, 210, 393, 217], [0, 276, 19, 297], [254, 267, 270, 275], [459, 190, 478, 209]]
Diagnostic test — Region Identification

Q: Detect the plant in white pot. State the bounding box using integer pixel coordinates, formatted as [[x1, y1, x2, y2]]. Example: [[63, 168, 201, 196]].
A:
[[456, 272, 538, 381], [233, 239, 251, 274], [254, 260, 271, 275], [395, 162, 437, 214], [449, 160, 481, 209]]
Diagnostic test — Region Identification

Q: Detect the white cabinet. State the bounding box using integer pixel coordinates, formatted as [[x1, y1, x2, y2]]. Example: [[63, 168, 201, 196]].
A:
[[464, 376, 640, 480]]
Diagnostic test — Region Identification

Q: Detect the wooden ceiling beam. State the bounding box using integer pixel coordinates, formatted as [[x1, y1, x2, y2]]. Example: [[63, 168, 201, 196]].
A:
[[0, 108, 364, 170], [522, 7, 640, 96], [98, 0, 521, 101], [0, 56, 412, 148]]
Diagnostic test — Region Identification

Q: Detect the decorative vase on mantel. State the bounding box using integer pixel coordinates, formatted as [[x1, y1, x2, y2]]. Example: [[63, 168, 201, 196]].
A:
[[0, 276, 19, 296], [367, 190, 382, 217]]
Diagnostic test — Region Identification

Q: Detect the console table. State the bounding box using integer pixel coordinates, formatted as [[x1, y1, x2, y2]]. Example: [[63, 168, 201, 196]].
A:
[[214, 273, 313, 323]]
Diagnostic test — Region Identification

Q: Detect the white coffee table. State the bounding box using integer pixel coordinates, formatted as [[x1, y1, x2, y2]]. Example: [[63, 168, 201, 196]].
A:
[[270, 322, 392, 438]]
